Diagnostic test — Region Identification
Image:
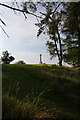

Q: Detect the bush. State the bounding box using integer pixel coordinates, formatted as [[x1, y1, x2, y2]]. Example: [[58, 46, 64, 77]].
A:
[[16, 60, 26, 64]]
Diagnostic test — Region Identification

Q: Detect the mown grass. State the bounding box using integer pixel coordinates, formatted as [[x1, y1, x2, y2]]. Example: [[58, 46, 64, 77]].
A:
[[2, 64, 80, 119]]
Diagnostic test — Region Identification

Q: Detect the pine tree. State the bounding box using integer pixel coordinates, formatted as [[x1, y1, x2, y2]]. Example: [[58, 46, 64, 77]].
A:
[[63, 2, 80, 67]]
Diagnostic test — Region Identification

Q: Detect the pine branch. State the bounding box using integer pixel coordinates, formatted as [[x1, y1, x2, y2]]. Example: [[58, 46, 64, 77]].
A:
[[0, 2, 42, 19]]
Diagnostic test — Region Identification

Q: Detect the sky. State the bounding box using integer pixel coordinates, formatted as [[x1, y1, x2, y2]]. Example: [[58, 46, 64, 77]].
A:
[[0, 2, 60, 64]]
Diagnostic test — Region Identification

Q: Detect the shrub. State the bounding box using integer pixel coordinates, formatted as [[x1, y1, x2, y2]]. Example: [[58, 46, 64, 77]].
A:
[[16, 60, 26, 64]]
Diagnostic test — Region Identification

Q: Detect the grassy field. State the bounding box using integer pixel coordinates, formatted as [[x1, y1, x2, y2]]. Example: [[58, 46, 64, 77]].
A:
[[2, 64, 80, 119]]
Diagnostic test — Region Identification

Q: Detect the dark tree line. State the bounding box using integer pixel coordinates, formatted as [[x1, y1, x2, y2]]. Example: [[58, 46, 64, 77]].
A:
[[0, 1, 80, 66]]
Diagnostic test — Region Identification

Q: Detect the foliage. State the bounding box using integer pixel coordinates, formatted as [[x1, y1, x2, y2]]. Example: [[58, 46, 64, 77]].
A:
[[1, 51, 15, 64], [36, 2, 64, 66], [16, 60, 26, 64], [63, 2, 80, 67]]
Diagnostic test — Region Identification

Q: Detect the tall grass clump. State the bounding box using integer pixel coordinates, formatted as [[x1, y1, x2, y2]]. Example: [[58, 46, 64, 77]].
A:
[[2, 94, 40, 119]]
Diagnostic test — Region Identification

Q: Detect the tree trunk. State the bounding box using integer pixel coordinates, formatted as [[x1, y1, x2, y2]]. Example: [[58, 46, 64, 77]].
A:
[[56, 26, 62, 66], [59, 59, 62, 66], [78, 28, 80, 67], [54, 38, 62, 66]]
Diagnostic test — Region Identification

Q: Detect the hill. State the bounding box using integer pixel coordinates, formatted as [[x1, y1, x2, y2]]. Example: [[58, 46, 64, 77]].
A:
[[2, 64, 80, 119]]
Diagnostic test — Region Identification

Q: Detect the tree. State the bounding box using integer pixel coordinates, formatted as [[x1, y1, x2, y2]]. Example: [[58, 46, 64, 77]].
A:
[[36, 2, 66, 66], [1, 51, 15, 64], [63, 2, 80, 67]]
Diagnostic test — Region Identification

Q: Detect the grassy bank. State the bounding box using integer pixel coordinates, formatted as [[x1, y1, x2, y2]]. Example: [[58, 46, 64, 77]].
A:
[[2, 64, 80, 119]]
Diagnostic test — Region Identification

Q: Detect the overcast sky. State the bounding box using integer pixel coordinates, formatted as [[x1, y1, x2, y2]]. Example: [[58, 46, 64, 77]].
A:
[[0, 2, 60, 64]]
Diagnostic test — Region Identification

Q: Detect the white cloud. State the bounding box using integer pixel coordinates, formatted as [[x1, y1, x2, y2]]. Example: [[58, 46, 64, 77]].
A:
[[4, 12, 38, 42]]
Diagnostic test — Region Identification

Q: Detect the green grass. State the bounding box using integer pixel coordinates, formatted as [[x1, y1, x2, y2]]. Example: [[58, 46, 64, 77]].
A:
[[2, 64, 80, 119]]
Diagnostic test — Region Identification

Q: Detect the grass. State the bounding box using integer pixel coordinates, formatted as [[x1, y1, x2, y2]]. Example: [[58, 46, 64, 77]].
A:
[[3, 94, 38, 118], [2, 64, 80, 119]]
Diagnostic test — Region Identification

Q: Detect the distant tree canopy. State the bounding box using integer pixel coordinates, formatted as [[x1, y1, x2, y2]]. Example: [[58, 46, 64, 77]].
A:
[[16, 60, 26, 64], [1, 51, 15, 64], [0, 1, 80, 67]]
